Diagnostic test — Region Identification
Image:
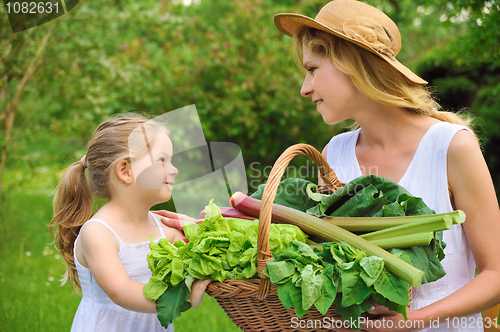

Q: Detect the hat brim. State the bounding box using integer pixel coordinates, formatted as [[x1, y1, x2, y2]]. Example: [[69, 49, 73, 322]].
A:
[[274, 13, 428, 86]]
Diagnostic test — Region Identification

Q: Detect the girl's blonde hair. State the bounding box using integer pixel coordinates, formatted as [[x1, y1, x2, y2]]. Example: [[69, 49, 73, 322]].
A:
[[294, 27, 473, 128], [49, 114, 167, 291]]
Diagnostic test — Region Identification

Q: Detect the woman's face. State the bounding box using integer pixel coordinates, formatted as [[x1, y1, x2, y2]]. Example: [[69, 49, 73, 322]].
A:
[[300, 45, 362, 125]]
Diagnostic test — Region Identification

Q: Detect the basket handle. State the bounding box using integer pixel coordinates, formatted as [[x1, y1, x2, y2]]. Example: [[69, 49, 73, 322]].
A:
[[255, 143, 343, 299]]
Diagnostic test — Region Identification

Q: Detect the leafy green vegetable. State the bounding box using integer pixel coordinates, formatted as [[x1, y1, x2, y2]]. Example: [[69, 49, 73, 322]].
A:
[[251, 175, 448, 283], [251, 178, 318, 212], [155, 282, 192, 328], [263, 240, 410, 329], [144, 200, 309, 327]]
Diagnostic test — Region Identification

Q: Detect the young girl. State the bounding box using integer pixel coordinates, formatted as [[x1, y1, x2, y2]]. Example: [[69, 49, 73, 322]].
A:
[[275, 0, 500, 331], [50, 115, 210, 332]]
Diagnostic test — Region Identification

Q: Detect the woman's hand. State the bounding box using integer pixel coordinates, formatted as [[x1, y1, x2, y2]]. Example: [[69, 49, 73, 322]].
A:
[[330, 305, 423, 332], [189, 279, 212, 308], [151, 210, 203, 231]]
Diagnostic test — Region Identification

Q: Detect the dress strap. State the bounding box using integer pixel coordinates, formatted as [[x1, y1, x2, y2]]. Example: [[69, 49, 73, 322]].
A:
[[83, 219, 125, 244], [150, 212, 166, 238]]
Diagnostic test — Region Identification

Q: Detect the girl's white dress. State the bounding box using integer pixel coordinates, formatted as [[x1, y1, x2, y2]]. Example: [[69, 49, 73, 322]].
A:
[[71, 213, 174, 332], [326, 121, 482, 331]]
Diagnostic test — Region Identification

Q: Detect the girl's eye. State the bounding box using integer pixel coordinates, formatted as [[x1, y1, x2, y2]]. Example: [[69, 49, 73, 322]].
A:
[[158, 157, 165, 162]]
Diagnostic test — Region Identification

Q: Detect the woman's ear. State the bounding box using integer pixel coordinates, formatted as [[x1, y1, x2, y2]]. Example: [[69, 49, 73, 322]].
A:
[[115, 159, 132, 184]]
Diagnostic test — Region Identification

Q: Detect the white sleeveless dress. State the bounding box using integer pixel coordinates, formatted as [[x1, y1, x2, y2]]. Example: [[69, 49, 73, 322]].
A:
[[326, 122, 482, 331], [71, 213, 174, 332]]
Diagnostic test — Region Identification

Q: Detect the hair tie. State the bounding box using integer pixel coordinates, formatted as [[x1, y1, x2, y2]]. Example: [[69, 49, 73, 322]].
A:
[[80, 155, 88, 169]]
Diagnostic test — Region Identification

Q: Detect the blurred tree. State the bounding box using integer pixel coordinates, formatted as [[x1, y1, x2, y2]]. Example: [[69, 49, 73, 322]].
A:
[[1, 0, 499, 197], [416, 1, 500, 192], [0, 11, 58, 195]]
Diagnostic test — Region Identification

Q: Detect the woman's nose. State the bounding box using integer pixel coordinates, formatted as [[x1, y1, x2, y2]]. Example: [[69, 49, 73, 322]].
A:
[[300, 77, 313, 97]]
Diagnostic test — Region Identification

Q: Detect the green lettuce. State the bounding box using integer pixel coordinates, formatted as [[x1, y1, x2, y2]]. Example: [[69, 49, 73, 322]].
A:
[[144, 199, 308, 328]]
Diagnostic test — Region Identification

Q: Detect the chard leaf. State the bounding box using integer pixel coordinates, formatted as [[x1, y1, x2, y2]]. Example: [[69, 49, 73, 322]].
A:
[[433, 231, 446, 261], [360, 256, 384, 287], [340, 261, 373, 307], [265, 260, 296, 283], [277, 279, 294, 310], [301, 265, 323, 310], [313, 264, 337, 315], [251, 178, 318, 213], [156, 282, 191, 328], [334, 295, 372, 331], [291, 241, 320, 262], [373, 269, 410, 306], [306, 175, 435, 218], [391, 246, 446, 284], [306, 183, 329, 202], [290, 283, 308, 318]]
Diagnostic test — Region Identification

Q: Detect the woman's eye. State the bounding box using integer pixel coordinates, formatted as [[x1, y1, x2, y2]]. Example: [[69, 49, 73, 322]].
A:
[[307, 67, 317, 74]]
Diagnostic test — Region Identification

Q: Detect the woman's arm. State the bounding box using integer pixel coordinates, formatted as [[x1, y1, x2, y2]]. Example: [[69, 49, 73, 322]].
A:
[[336, 130, 500, 332], [431, 129, 500, 315]]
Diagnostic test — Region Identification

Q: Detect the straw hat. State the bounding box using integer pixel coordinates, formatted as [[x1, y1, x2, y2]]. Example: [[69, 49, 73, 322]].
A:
[[274, 0, 427, 85]]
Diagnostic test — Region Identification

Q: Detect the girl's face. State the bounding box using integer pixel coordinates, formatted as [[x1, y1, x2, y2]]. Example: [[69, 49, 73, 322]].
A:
[[132, 132, 178, 202], [300, 46, 362, 124]]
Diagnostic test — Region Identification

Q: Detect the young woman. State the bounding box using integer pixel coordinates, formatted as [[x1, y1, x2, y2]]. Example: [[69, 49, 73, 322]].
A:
[[274, 0, 500, 331]]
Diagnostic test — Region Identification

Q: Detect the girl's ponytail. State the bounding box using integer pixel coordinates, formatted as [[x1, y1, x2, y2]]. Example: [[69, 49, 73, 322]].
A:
[[49, 158, 93, 292]]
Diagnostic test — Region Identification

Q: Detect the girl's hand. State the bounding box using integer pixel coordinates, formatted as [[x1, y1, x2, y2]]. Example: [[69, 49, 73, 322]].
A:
[[189, 279, 212, 308], [151, 210, 202, 231]]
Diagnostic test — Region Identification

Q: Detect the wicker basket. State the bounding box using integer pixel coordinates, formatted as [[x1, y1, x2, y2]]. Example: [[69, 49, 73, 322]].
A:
[[206, 144, 411, 332]]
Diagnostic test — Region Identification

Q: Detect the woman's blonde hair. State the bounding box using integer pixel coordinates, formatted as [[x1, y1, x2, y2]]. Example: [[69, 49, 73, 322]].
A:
[[49, 114, 167, 292], [294, 27, 473, 128]]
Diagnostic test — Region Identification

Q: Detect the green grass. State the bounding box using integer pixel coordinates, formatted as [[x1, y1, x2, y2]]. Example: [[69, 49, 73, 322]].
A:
[[0, 190, 241, 332]]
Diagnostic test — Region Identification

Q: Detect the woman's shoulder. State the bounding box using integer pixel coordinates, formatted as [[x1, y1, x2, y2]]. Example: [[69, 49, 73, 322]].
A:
[[447, 128, 479, 161]]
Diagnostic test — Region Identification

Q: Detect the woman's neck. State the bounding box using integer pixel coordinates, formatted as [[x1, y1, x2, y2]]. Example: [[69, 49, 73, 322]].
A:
[[353, 104, 439, 151]]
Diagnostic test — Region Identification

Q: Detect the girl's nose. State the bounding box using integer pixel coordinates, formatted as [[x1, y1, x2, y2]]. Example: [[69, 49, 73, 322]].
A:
[[170, 164, 179, 176], [300, 77, 313, 97]]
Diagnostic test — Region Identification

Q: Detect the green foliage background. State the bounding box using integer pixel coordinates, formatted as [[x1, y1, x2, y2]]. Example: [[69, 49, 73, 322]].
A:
[[1, 0, 499, 331]]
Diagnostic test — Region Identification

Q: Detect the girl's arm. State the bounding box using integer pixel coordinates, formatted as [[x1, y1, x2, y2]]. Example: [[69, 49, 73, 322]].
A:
[[77, 223, 208, 313], [78, 222, 157, 313]]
